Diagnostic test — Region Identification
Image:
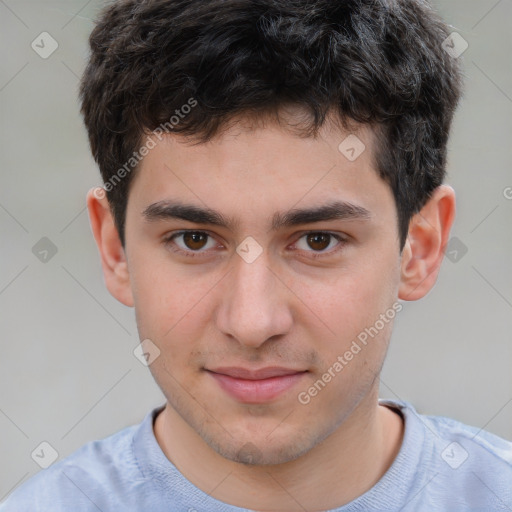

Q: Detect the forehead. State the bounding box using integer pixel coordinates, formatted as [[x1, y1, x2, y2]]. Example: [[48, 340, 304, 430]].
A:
[[127, 117, 395, 231]]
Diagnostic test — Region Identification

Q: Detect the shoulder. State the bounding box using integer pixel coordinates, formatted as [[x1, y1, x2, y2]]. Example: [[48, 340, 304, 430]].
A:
[[391, 400, 512, 510], [0, 422, 146, 512], [421, 407, 512, 472]]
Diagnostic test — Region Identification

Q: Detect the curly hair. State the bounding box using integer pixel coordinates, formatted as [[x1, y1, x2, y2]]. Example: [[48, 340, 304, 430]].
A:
[[79, 0, 464, 249]]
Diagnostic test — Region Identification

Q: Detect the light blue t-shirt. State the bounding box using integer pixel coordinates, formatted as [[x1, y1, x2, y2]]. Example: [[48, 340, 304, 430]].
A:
[[1, 399, 511, 511]]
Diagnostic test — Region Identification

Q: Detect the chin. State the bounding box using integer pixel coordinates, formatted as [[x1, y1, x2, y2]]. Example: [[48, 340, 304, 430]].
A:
[[201, 427, 320, 466]]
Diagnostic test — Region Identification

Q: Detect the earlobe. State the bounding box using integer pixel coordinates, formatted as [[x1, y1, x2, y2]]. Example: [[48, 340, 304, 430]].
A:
[[398, 185, 456, 301], [86, 188, 134, 307]]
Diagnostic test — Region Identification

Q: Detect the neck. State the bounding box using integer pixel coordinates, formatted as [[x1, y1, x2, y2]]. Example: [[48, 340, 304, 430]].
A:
[[154, 393, 404, 511]]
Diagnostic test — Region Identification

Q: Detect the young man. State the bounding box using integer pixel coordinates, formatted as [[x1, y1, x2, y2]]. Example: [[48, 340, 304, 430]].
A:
[[2, 0, 511, 510]]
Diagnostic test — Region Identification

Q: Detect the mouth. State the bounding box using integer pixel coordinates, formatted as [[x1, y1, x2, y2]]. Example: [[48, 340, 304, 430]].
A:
[[205, 366, 308, 403]]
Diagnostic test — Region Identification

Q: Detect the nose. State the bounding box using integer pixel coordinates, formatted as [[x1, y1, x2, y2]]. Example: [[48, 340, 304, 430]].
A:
[[214, 249, 294, 348]]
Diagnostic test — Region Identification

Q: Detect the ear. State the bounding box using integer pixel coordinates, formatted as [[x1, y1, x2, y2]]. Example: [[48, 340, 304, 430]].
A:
[[86, 187, 134, 307], [398, 184, 456, 301]]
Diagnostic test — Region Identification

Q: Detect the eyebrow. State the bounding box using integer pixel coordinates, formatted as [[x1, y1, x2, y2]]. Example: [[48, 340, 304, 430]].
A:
[[142, 199, 372, 231]]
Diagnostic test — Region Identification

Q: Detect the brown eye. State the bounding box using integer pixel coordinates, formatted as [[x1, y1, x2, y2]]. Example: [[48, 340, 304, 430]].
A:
[[306, 233, 331, 251], [293, 231, 347, 258], [182, 231, 209, 250], [164, 231, 217, 256]]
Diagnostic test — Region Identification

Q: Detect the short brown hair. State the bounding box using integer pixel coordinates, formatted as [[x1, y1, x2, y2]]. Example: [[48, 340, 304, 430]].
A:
[[80, 0, 464, 249]]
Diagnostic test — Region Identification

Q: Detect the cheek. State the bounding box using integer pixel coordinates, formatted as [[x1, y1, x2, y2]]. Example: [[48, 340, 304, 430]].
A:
[[299, 263, 398, 342], [133, 271, 212, 393], [295, 255, 400, 392], [134, 284, 216, 426], [130, 254, 217, 346]]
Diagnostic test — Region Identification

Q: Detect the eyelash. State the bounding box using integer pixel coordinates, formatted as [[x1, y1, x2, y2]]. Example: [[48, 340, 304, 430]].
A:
[[162, 230, 348, 260]]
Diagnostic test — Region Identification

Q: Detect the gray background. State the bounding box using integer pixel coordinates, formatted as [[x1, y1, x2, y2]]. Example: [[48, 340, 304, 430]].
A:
[[1, 0, 511, 499]]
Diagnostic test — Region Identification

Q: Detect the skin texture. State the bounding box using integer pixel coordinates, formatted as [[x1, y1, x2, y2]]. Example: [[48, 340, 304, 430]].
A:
[[87, 110, 455, 511]]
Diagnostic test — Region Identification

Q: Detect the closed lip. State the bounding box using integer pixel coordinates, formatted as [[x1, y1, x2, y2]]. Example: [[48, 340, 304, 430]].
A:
[[205, 367, 307, 380]]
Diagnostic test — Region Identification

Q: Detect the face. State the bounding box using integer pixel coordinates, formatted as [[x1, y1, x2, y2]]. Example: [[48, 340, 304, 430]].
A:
[[122, 113, 403, 465]]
